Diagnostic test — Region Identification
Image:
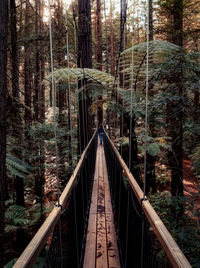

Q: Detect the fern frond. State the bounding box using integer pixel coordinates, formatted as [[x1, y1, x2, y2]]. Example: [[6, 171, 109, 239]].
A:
[[6, 155, 31, 179], [44, 68, 114, 88]]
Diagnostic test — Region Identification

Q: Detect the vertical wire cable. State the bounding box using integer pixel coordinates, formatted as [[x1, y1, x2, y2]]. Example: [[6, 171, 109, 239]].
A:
[[129, 8, 135, 171], [72, 6, 77, 61], [48, 0, 60, 204], [103, 0, 109, 73], [120, 4, 126, 157], [72, 12, 81, 157], [48, 2, 63, 267], [65, 11, 73, 166], [143, 0, 149, 197], [125, 187, 130, 267], [141, 2, 150, 267]]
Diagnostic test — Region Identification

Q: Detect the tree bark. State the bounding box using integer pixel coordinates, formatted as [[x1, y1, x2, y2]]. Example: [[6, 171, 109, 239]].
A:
[[103, 0, 109, 73], [145, 0, 157, 194], [168, 0, 183, 196], [34, 0, 40, 122], [78, 0, 92, 152], [10, 0, 25, 201], [24, 0, 32, 152], [120, 0, 127, 137], [0, 1, 8, 266], [95, 0, 103, 125], [110, 0, 115, 76]]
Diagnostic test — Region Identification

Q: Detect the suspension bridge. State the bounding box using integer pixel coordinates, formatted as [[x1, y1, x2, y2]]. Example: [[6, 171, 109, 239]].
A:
[[13, 1, 192, 266], [13, 130, 191, 268]]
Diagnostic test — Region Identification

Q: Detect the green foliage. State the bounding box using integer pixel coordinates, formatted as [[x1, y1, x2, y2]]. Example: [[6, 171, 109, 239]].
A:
[[5, 205, 28, 232], [4, 258, 17, 268], [5, 202, 54, 233], [149, 192, 200, 267], [44, 68, 114, 88], [144, 136, 171, 157], [6, 155, 31, 179]]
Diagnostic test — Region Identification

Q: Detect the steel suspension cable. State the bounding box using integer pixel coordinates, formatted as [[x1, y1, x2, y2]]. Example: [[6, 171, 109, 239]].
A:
[[143, 0, 149, 197], [65, 10, 73, 166], [48, 0, 60, 204], [129, 8, 135, 171], [141, 1, 150, 267], [48, 1, 63, 267], [71, 10, 81, 157], [120, 9, 126, 157]]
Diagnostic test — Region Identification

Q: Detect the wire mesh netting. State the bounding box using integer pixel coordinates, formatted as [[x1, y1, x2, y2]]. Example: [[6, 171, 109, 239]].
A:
[[33, 133, 98, 268], [104, 134, 164, 268]]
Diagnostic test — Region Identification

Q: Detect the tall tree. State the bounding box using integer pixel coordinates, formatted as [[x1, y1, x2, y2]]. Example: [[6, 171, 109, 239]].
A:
[[10, 0, 25, 207], [167, 0, 184, 196], [34, 0, 40, 122], [78, 0, 92, 152], [145, 0, 157, 194], [95, 0, 103, 124], [0, 0, 8, 266], [110, 0, 115, 76], [78, 0, 92, 69], [95, 0, 102, 70], [38, 0, 45, 204], [24, 0, 32, 158]]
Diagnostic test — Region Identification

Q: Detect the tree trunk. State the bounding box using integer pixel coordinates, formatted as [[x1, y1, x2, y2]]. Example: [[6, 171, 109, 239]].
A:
[[110, 0, 115, 76], [168, 0, 183, 196], [34, 0, 39, 122], [38, 0, 45, 220], [145, 0, 157, 194], [103, 0, 109, 73], [10, 0, 25, 203], [24, 0, 32, 153], [95, 0, 103, 125], [78, 0, 92, 152], [0, 1, 8, 266], [95, 0, 102, 70], [120, 0, 126, 137]]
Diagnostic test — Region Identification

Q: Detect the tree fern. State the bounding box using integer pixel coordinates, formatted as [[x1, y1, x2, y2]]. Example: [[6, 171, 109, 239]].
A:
[[44, 68, 114, 88]]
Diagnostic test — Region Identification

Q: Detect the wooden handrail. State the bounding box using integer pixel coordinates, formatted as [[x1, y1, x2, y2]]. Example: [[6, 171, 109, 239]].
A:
[[13, 131, 97, 268], [104, 131, 191, 268]]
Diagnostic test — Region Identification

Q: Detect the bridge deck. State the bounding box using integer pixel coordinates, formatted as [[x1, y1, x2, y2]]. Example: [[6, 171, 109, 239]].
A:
[[83, 139, 120, 268]]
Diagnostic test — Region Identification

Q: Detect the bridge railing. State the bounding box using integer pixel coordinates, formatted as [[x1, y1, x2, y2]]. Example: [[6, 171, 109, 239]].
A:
[[13, 131, 98, 268], [103, 131, 191, 268]]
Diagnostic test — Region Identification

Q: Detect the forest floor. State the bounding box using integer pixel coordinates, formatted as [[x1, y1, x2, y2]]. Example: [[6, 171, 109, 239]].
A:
[[183, 159, 200, 214]]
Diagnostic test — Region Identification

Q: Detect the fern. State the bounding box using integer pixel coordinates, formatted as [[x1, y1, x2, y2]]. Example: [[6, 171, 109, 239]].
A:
[[5, 205, 28, 232], [6, 155, 31, 179], [44, 68, 114, 88]]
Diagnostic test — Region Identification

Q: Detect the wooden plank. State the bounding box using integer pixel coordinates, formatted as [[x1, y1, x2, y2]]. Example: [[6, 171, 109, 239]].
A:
[[90, 149, 99, 214], [83, 212, 97, 268], [96, 146, 108, 268], [102, 151, 120, 268], [84, 142, 120, 268], [103, 153, 113, 214], [83, 144, 100, 268], [90, 179, 98, 214], [106, 214, 120, 268]]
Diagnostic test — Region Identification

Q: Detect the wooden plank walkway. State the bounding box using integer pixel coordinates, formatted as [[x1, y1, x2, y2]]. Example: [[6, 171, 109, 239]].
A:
[[83, 139, 121, 268]]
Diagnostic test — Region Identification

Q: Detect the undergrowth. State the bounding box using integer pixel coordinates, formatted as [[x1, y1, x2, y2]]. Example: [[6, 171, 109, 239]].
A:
[[149, 192, 200, 267]]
